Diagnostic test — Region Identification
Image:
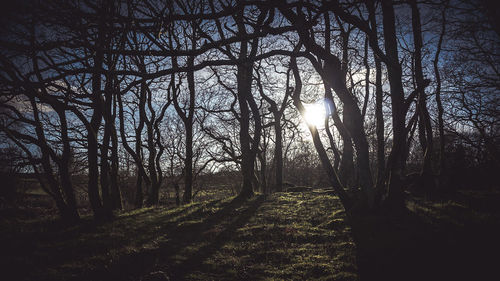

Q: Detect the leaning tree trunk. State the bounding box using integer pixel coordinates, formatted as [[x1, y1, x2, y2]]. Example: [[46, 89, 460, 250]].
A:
[[325, 86, 354, 186], [290, 57, 352, 210], [338, 106, 355, 188], [279, 5, 373, 209]]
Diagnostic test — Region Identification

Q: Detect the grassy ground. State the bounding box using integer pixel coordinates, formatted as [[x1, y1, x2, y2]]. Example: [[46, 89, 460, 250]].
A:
[[1, 189, 499, 281], [0, 190, 358, 281]]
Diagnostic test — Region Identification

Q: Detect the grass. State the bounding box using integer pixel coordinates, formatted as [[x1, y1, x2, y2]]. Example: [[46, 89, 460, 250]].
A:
[[2, 188, 499, 281], [0, 190, 358, 281]]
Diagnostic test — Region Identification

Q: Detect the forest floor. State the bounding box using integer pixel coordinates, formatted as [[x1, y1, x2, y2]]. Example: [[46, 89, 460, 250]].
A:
[[352, 189, 500, 281], [1, 189, 500, 281]]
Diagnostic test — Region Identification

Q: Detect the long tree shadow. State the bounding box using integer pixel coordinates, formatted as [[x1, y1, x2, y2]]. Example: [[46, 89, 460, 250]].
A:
[[26, 199, 229, 276], [90, 195, 266, 281], [170, 195, 266, 280]]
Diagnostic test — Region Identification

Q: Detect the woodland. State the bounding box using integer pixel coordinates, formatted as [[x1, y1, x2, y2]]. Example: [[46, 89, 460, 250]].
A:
[[0, 0, 499, 280]]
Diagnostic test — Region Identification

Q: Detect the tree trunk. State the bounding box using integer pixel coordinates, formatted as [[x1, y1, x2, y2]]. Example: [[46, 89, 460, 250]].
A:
[[410, 0, 434, 190], [381, 0, 406, 210], [434, 3, 447, 179], [235, 8, 257, 199], [274, 113, 283, 192], [374, 47, 385, 197], [88, 71, 105, 219], [324, 86, 354, 187], [183, 123, 194, 203], [325, 64, 374, 207], [325, 118, 342, 171], [182, 54, 196, 204], [237, 62, 255, 198], [56, 109, 80, 222], [100, 108, 112, 212], [87, 6, 110, 220], [338, 106, 355, 188], [258, 150, 268, 193], [110, 91, 122, 210], [145, 126, 159, 205], [144, 78, 159, 206]]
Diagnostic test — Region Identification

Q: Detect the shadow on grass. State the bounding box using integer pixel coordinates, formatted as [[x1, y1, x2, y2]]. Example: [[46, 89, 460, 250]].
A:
[[351, 195, 500, 281], [0, 197, 233, 281], [171, 195, 266, 280], [2, 192, 360, 281], [90, 195, 266, 281]]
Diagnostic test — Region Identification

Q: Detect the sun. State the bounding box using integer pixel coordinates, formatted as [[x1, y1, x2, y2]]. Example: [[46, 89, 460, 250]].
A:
[[303, 102, 327, 128]]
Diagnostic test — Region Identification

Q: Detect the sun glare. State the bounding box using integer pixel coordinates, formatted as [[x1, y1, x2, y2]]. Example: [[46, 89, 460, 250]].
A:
[[304, 103, 327, 127], [303, 99, 334, 128]]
